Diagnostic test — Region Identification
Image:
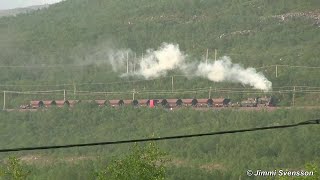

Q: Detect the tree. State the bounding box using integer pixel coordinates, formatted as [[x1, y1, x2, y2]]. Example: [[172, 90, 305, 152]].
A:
[[96, 143, 167, 180], [0, 157, 30, 180], [277, 163, 319, 180]]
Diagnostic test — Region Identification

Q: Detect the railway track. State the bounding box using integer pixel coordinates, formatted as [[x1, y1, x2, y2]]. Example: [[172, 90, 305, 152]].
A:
[[4, 106, 320, 112]]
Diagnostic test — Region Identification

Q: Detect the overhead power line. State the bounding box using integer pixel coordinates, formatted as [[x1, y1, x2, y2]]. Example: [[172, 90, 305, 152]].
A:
[[276, 65, 320, 69], [3, 86, 320, 97], [0, 119, 318, 153], [0, 77, 167, 87], [1, 64, 320, 69], [0, 64, 88, 68]]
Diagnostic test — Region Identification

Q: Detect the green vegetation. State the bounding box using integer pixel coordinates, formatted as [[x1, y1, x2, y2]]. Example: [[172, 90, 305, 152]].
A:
[[96, 143, 167, 180], [277, 163, 320, 180], [0, 0, 319, 179], [0, 157, 30, 180], [0, 0, 319, 88], [0, 108, 319, 179], [0, 0, 319, 107]]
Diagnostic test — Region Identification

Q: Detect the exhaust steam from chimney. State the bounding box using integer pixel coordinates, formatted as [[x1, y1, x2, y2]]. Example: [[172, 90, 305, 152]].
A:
[[107, 43, 272, 91]]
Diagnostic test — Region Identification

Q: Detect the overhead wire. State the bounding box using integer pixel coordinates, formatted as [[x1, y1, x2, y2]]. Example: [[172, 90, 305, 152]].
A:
[[0, 84, 73, 87], [0, 64, 89, 68], [0, 119, 318, 153], [1, 64, 319, 69], [4, 88, 320, 97]]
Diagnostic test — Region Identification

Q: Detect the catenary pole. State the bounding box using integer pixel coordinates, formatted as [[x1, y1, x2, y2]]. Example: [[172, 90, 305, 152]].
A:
[[126, 52, 129, 74], [215, 49, 217, 61], [206, 49, 209, 65], [3, 91, 5, 110]]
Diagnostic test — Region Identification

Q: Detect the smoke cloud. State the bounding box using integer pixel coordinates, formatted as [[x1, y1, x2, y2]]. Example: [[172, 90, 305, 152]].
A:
[[106, 43, 272, 91], [107, 49, 131, 72], [138, 43, 185, 78], [196, 56, 272, 91]]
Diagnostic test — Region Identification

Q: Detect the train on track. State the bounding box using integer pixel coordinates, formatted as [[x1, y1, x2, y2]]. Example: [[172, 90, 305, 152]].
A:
[[20, 96, 276, 109]]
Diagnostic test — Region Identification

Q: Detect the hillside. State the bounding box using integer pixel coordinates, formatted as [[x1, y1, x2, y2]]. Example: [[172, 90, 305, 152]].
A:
[[0, 4, 50, 17], [0, 107, 319, 179], [0, 1, 320, 179], [0, 0, 319, 82], [0, 0, 319, 107]]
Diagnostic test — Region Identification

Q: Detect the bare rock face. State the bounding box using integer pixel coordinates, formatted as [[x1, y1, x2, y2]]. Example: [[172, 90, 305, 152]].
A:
[[219, 30, 254, 39]]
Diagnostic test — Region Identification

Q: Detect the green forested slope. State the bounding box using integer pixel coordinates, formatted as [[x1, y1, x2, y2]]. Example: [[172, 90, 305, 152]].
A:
[[0, 0, 319, 88], [0, 1, 320, 179], [0, 108, 319, 179]]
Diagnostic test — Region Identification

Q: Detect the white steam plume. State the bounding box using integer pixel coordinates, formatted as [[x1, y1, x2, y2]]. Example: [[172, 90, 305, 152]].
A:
[[196, 56, 272, 91], [106, 43, 272, 91], [107, 49, 131, 72], [138, 43, 185, 78]]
